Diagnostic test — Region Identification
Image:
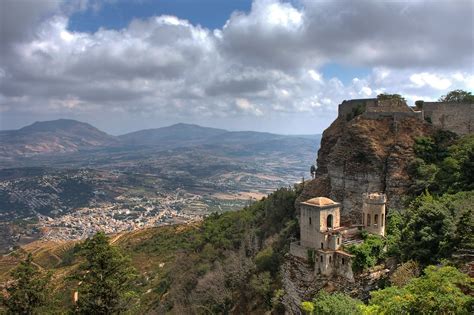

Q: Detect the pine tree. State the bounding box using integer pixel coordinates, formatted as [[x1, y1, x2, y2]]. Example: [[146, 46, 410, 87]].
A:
[[1, 253, 51, 314], [72, 232, 137, 314]]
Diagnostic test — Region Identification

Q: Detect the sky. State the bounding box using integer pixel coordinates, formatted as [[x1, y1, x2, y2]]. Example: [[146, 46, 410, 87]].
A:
[[0, 0, 473, 135]]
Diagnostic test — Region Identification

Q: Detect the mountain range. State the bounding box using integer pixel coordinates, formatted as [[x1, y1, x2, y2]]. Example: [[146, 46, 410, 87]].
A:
[[0, 119, 320, 163]]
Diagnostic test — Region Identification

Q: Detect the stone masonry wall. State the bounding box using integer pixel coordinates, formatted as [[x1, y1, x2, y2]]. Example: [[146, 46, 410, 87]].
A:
[[367, 99, 413, 113], [423, 102, 474, 135], [338, 99, 376, 119]]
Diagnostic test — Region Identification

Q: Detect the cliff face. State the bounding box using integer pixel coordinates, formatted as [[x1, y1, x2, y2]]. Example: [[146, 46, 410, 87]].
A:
[[281, 255, 391, 313], [298, 114, 433, 224]]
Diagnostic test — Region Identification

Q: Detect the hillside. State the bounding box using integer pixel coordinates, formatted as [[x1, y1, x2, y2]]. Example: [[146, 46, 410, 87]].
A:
[[0, 119, 119, 160], [0, 121, 320, 168], [119, 123, 228, 147]]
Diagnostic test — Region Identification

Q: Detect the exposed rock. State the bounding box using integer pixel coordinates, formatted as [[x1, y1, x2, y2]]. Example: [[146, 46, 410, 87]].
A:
[[281, 255, 390, 314], [297, 113, 433, 223]]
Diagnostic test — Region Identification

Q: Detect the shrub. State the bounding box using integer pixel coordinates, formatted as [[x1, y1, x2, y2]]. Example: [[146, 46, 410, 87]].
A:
[[301, 290, 363, 315], [347, 235, 385, 272]]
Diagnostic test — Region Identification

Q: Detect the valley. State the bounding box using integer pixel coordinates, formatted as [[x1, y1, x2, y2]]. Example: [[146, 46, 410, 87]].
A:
[[0, 121, 320, 252]]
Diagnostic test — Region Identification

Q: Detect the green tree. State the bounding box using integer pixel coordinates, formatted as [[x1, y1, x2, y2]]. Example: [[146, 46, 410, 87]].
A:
[[438, 89, 474, 103], [301, 290, 363, 315], [364, 266, 473, 314], [255, 247, 279, 275], [385, 211, 403, 257], [1, 253, 51, 315], [400, 193, 455, 265], [347, 234, 385, 272], [72, 232, 137, 314], [250, 272, 273, 306], [377, 93, 406, 102]]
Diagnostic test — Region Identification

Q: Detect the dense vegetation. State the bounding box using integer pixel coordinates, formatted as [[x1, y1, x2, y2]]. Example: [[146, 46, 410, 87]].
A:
[[346, 233, 385, 272], [302, 265, 472, 315], [301, 131, 474, 315], [410, 131, 473, 195], [144, 186, 300, 313], [0, 254, 51, 314]]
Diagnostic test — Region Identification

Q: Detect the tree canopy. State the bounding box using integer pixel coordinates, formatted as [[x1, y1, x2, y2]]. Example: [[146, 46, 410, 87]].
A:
[[364, 266, 473, 315], [71, 232, 137, 314], [301, 290, 362, 315], [1, 253, 51, 315], [438, 89, 474, 103]]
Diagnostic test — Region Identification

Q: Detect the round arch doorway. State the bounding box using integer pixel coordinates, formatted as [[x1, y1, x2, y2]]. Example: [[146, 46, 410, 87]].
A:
[[327, 214, 333, 229]]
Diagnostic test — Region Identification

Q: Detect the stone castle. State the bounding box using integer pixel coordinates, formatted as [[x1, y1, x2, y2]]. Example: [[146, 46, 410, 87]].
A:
[[290, 96, 473, 280], [338, 97, 473, 135], [290, 193, 386, 281]]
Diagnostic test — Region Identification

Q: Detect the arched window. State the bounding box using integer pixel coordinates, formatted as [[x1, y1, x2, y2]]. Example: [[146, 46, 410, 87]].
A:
[[374, 214, 379, 227], [327, 214, 333, 228], [381, 214, 384, 227], [367, 214, 371, 226], [342, 258, 345, 265], [329, 256, 332, 264], [321, 242, 324, 249], [320, 255, 323, 262]]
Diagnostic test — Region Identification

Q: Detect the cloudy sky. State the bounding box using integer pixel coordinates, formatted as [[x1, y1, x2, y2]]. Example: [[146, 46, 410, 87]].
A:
[[1, 0, 473, 135]]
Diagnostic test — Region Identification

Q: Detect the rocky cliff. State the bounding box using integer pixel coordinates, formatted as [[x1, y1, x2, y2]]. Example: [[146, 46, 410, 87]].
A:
[[298, 112, 433, 224], [281, 255, 392, 314]]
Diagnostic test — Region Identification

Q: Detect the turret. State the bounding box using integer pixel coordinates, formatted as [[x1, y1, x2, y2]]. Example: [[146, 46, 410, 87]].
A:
[[362, 192, 386, 236]]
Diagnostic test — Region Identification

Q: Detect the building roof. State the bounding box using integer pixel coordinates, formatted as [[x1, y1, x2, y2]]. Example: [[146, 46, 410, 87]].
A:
[[302, 197, 339, 207]]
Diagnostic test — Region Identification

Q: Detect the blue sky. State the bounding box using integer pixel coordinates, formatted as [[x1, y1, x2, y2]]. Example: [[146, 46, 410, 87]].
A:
[[69, 0, 253, 32], [0, 0, 472, 134]]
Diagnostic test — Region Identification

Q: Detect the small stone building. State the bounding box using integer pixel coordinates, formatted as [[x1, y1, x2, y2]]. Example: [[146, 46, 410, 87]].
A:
[[290, 193, 387, 281]]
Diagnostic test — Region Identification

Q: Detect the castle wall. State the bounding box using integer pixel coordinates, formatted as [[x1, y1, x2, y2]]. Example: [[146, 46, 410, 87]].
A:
[[333, 252, 354, 281], [423, 102, 474, 135], [366, 99, 413, 113], [318, 207, 341, 231], [300, 204, 341, 249], [316, 250, 334, 276], [314, 250, 354, 281], [338, 98, 423, 122], [289, 241, 308, 260], [300, 204, 324, 248], [338, 99, 376, 119], [362, 111, 422, 121]]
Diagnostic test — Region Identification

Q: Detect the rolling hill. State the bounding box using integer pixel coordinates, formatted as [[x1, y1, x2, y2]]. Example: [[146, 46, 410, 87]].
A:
[[0, 120, 321, 166], [0, 119, 119, 160]]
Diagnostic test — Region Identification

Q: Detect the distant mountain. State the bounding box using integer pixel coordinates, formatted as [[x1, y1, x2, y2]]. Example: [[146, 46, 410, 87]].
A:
[[0, 120, 321, 165], [119, 123, 227, 147], [0, 119, 119, 159], [119, 123, 319, 149]]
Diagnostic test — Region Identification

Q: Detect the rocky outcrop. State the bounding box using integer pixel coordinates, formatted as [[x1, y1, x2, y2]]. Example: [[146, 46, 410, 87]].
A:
[[298, 113, 433, 224], [281, 255, 390, 314]]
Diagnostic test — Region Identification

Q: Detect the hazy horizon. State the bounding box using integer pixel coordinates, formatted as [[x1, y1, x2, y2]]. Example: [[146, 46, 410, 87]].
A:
[[1, 118, 324, 136]]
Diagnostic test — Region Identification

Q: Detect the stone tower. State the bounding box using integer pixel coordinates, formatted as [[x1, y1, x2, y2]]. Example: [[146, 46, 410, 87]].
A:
[[299, 197, 341, 249], [362, 192, 386, 236]]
